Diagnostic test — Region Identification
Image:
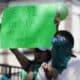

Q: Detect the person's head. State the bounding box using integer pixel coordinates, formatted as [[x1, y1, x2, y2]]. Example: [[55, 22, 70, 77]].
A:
[[34, 48, 51, 63], [52, 30, 74, 49], [51, 30, 75, 73]]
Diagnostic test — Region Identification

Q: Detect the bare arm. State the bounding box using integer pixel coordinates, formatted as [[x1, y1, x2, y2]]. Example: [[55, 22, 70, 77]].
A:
[[54, 13, 60, 31], [10, 49, 33, 72]]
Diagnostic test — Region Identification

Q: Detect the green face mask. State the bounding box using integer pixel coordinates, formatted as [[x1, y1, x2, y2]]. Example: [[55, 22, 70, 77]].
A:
[[51, 36, 72, 73]]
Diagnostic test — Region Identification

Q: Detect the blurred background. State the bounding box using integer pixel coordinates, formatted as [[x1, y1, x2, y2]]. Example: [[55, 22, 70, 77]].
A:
[[0, 0, 80, 78]]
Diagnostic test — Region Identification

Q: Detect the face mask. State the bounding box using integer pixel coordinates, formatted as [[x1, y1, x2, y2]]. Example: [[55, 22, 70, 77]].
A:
[[51, 35, 72, 73]]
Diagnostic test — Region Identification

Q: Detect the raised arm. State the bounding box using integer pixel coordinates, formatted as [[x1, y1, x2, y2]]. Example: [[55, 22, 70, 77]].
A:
[[54, 13, 60, 31], [10, 49, 33, 72]]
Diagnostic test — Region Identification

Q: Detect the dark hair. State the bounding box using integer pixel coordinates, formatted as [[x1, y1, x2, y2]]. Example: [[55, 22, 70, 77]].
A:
[[34, 48, 51, 61], [54, 30, 74, 49]]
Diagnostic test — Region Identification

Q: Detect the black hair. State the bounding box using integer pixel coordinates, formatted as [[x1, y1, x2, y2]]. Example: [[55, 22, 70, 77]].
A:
[[54, 30, 74, 49], [34, 48, 51, 61]]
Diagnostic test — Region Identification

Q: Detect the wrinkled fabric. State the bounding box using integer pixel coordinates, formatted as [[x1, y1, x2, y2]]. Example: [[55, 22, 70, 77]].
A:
[[0, 4, 57, 48], [37, 56, 80, 80], [58, 56, 80, 80]]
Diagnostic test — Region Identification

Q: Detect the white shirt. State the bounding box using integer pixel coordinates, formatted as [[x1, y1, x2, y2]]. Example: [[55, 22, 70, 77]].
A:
[[58, 56, 80, 80], [37, 56, 80, 80]]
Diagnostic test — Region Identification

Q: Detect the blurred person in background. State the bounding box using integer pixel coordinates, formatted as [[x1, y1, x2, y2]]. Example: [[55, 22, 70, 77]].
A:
[[10, 48, 51, 80]]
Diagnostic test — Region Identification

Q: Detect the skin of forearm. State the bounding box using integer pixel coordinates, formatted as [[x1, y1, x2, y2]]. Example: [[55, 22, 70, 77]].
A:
[[10, 49, 32, 72]]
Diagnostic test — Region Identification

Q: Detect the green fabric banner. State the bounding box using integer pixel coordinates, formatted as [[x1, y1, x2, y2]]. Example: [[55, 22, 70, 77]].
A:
[[0, 4, 57, 48]]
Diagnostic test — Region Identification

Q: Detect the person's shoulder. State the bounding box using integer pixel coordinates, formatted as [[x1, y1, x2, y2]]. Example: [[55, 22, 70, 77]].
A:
[[68, 54, 80, 66], [57, 55, 80, 80]]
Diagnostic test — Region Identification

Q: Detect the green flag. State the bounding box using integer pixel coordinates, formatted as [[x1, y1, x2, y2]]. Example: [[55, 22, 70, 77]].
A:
[[0, 4, 57, 48]]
